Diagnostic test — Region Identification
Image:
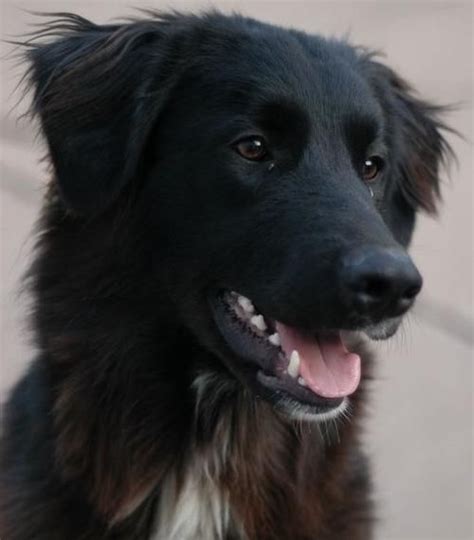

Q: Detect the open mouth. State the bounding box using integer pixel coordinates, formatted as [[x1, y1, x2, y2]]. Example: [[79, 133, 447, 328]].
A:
[[209, 290, 362, 416]]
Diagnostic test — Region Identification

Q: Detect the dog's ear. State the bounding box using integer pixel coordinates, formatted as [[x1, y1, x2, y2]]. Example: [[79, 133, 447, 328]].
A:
[[365, 59, 453, 215], [26, 15, 174, 215]]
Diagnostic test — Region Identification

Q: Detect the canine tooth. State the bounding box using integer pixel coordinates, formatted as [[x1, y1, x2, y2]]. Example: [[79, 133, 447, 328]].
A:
[[237, 295, 255, 314], [297, 377, 307, 387], [287, 350, 300, 378], [250, 314, 267, 331], [268, 333, 280, 346]]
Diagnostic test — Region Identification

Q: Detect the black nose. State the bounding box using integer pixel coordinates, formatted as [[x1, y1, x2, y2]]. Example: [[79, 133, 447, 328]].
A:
[[340, 246, 422, 319]]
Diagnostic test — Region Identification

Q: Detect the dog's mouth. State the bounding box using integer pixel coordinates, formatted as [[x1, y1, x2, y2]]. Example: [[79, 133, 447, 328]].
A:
[[209, 290, 362, 414]]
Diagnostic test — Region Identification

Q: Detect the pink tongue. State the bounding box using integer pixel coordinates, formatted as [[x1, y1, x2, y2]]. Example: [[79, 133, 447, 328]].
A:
[[275, 322, 361, 398]]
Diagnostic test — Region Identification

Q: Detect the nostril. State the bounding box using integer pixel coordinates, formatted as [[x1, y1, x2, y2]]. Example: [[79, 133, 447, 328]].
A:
[[403, 283, 422, 300], [359, 276, 391, 300]]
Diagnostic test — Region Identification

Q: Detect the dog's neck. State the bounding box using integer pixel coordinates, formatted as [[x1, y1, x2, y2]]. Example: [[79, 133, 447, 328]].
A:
[[149, 368, 362, 540]]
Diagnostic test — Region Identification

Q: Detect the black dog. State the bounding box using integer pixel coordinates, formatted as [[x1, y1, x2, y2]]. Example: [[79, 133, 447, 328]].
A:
[[0, 11, 451, 540]]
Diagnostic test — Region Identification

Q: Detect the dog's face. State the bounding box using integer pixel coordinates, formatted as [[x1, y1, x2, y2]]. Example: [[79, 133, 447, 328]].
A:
[[29, 13, 450, 419]]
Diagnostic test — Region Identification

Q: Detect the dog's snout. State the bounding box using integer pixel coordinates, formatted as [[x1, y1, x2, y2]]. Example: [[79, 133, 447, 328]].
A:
[[340, 246, 422, 319]]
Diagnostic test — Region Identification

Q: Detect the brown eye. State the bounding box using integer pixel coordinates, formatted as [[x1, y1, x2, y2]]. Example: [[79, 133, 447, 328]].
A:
[[234, 136, 268, 161], [362, 156, 384, 181]]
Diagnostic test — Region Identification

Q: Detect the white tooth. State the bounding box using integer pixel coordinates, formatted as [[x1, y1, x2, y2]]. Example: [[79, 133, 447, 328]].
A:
[[268, 333, 281, 346], [297, 377, 307, 387], [237, 295, 255, 314], [250, 314, 267, 331], [287, 350, 300, 378]]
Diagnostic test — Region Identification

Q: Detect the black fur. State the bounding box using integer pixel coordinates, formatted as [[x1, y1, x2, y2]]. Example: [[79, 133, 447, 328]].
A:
[[0, 11, 452, 539]]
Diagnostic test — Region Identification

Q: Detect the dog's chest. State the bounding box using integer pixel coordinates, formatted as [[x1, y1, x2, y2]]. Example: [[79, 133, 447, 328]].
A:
[[150, 459, 238, 540]]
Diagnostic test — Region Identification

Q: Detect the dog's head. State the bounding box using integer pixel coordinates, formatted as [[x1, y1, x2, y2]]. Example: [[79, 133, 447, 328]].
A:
[[27, 12, 451, 420]]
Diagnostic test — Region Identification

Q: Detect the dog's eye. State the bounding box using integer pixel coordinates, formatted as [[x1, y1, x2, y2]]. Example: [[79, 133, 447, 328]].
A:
[[234, 136, 268, 161], [362, 156, 384, 181]]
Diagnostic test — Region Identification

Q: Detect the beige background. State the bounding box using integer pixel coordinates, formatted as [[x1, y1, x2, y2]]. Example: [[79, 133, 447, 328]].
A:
[[1, 2, 472, 539]]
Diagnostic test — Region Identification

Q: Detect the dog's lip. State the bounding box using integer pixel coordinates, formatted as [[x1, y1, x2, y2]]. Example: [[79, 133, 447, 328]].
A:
[[208, 289, 361, 407], [337, 317, 402, 345], [256, 371, 345, 409], [363, 318, 402, 340]]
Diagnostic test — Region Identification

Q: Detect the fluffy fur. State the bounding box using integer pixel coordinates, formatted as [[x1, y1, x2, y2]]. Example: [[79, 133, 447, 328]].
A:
[[0, 11, 452, 539]]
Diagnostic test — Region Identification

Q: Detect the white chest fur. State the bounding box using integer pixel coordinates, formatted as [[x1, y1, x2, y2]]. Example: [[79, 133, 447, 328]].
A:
[[150, 458, 232, 540], [151, 372, 247, 540]]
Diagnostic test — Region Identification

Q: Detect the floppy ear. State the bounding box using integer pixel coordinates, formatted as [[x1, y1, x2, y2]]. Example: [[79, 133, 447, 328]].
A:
[[365, 59, 453, 215], [25, 14, 173, 215]]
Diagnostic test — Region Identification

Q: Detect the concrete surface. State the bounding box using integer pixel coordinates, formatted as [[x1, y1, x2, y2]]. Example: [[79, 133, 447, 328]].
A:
[[1, 2, 472, 539]]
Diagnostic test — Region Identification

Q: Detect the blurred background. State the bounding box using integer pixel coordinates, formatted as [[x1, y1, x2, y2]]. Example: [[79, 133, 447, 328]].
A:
[[1, 1, 472, 539]]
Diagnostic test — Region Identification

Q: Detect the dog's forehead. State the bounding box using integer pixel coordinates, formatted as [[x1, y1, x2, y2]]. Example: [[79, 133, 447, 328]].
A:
[[191, 22, 381, 124]]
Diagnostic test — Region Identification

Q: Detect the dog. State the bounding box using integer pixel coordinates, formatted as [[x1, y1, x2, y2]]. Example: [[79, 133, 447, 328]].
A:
[[0, 11, 452, 540]]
